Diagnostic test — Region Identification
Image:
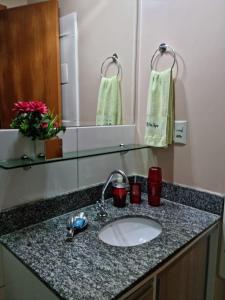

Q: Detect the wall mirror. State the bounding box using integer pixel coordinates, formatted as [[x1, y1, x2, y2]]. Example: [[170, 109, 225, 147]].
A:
[[0, 0, 138, 129]]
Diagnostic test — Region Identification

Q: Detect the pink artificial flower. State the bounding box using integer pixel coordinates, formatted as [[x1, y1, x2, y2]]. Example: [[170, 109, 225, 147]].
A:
[[12, 101, 30, 113], [28, 101, 48, 114], [12, 101, 48, 114]]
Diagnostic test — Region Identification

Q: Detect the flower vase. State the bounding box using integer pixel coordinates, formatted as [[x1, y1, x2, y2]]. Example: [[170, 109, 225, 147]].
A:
[[44, 137, 63, 159], [32, 138, 63, 160], [33, 139, 45, 159]]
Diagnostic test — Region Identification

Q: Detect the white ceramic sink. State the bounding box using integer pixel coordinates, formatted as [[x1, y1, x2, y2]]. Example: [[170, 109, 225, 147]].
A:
[[98, 216, 162, 247]]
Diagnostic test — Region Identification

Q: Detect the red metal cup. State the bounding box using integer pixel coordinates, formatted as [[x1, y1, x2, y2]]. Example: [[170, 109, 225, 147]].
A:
[[148, 167, 162, 206], [148, 167, 162, 183], [112, 183, 128, 207], [130, 183, 141, 204]]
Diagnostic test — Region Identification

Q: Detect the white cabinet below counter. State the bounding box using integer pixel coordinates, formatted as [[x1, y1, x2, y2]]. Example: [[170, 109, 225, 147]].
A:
[[0, 244, 4, 288], [2, 246, 59, 300], [0, 244, 5, 300]]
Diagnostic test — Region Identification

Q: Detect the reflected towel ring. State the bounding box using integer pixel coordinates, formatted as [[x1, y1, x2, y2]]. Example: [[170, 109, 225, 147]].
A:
[[101, 53, 121, 78], [151, 43, 176, 70]]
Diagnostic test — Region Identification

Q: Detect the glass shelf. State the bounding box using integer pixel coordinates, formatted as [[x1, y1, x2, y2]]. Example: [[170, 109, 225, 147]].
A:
[[0, 144, 150, 170]]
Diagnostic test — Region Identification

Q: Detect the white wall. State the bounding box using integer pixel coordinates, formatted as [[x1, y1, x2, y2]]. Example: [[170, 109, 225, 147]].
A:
[[0, 128, 78, 211], [77, 125, 153, 188]]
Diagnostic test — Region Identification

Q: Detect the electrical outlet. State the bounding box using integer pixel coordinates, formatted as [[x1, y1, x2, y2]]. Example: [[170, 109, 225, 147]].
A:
[[174, 121, 187, 144]]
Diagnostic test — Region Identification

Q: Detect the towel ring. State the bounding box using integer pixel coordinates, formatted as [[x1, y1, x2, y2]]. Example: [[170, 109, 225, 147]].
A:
[[101, 53, 121, 78], [151, 43, 176, 70]]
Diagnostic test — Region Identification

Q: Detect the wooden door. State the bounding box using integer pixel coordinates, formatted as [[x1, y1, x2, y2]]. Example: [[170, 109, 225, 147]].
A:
[[157, 236, 208, 300], [3, 246, 59, 300], [0, 0, 61, 128]]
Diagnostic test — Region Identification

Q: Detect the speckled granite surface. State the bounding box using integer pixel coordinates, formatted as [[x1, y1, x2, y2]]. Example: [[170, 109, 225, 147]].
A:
[[0, 195, 220, 300]]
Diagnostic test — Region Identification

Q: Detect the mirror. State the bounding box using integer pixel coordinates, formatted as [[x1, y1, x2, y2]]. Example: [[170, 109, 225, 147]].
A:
[[0, 0, 138, 128]]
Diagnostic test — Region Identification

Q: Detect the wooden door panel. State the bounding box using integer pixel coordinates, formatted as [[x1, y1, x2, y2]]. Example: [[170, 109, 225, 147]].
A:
[[0, 0, 61, 128], [121, 278, 154, 300], [157, 237, 208, 300], [127, 287, 154, 300]]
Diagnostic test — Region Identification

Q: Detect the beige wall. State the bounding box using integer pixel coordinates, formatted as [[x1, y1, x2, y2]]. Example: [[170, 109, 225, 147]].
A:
[[0, 0, 27, 7], [136, 0, 225, 194], [59, 0, 137, 126]]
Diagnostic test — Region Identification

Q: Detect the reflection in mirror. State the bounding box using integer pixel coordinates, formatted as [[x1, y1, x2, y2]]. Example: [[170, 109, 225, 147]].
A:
[[0, 0, 137, 128], [62, 0, 138, 126]]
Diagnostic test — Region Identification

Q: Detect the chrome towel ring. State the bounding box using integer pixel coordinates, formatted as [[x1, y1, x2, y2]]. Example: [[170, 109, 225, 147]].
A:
[[151, 43, 176, 70], [101, 53, 121, 78]]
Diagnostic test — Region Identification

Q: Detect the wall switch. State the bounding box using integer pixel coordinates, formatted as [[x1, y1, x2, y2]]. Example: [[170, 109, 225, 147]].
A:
[[174, 121, 187, 144], [61, 63, 69, 84]]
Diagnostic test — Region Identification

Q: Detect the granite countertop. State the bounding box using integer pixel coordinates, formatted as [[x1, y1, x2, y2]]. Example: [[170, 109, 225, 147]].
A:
[[0, 195, 220, 300]]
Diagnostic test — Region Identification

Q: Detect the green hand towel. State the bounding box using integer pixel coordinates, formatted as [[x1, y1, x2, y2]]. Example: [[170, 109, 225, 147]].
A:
[[96, 75, 122, 126], [144, 68, 174, 147]]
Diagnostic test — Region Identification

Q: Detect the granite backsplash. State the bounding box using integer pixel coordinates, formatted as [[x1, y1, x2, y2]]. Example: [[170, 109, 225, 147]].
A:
[[0, 175, 223, 236]]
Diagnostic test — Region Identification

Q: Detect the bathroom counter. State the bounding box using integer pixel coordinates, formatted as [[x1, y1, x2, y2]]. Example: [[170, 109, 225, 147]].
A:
[[0, 196, 220, 300]]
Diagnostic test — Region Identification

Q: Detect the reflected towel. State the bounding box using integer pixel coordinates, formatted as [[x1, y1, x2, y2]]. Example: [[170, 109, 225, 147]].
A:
[[96, 75, 122, 126], [144, 68, 174, 147]]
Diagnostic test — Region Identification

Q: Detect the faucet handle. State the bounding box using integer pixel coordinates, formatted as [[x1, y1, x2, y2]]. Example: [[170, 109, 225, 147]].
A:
[[66, 216, 75, 241], [96, 200, 108, 218]]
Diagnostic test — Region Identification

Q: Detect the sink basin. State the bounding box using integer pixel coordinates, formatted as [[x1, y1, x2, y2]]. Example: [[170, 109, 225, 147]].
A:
[[98, 216, 162, 247]]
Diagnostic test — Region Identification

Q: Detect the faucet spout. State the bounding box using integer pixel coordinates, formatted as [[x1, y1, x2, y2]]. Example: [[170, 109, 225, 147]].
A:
[[101, 169, 129, 201], [96, 170, 129, 218]]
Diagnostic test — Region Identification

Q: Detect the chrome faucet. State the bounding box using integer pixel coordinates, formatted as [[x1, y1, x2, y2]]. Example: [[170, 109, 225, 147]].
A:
[[96, 170, 129, 218]]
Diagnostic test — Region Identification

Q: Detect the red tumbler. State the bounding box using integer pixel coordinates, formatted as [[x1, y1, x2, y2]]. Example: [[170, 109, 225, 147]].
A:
[[148, 167, 162, 206], [112, 182, 128, 207], [130, 183, 141, 204]]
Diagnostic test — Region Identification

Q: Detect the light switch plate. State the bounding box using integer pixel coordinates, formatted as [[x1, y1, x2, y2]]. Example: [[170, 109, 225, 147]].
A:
[[174, 121, 187, 144], [61, 63, 69, 84]]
